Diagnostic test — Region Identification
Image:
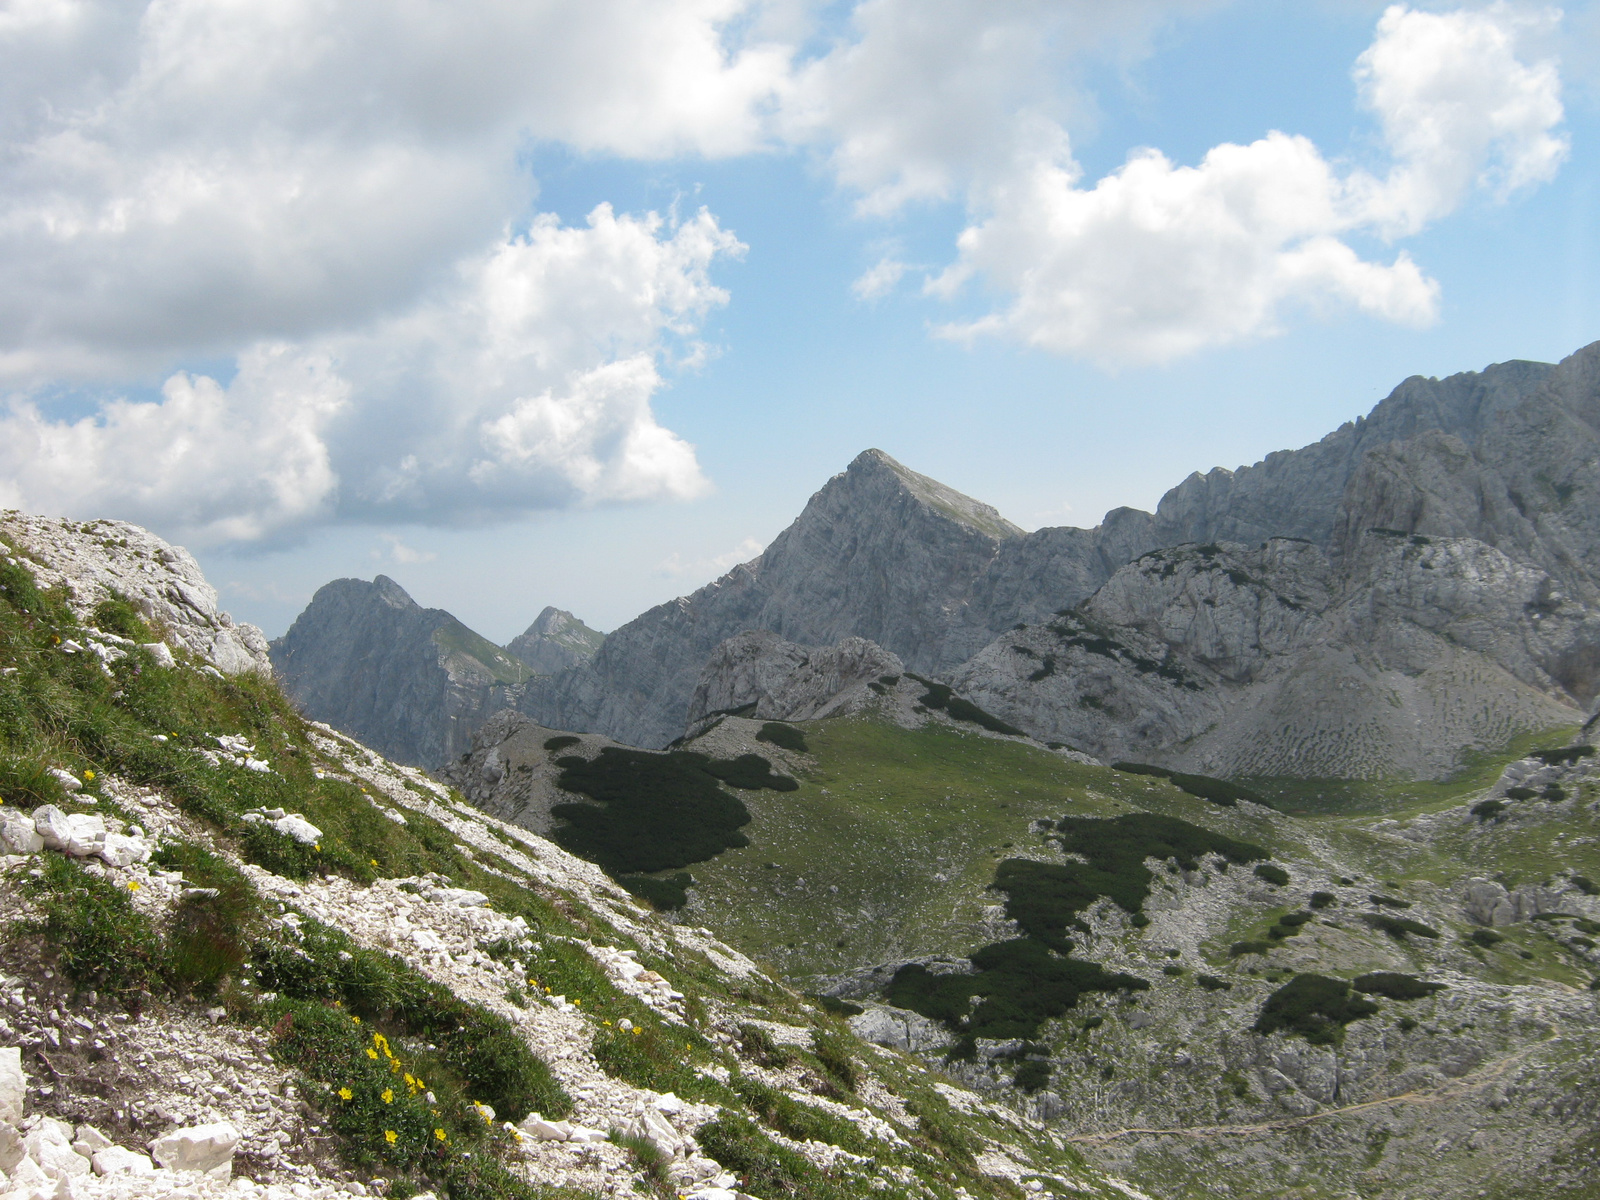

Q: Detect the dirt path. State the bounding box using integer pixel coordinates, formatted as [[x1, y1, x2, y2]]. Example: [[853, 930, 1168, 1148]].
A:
[[1065, 1038, 1548, 1146]]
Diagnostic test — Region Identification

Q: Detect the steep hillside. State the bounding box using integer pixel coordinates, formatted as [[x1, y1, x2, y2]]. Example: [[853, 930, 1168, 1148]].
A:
[[505, 610, 605, 677], [455, 682, 1600, 1200], [270, 577, 532, 768], [0, 518, 1149, 1200]]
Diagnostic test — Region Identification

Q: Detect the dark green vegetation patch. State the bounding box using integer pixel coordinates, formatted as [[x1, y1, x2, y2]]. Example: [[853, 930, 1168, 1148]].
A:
[[615, 871, 694, 911], [906, 674, 1026, 737], [887, 938, 1147, 1043], [1532, 745, 1594, 766], [1253, 863, 1290, 886], [543, 734, 580, 753], [1353, 972, 1445, 1001], [1254, 973, 1379, 1046], [1111, 761, 1266, 808], [551, 747, 761, 874], [993, 813, 1266, 948], [1362, 913, 1441, 940], [755, 722, 809, 753]]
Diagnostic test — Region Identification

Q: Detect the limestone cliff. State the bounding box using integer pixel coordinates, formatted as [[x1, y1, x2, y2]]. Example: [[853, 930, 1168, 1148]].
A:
[[269, 575, 531, 767], [504, 606, 605, 675]]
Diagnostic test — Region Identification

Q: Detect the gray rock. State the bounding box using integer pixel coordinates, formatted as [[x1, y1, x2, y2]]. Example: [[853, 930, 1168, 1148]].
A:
[[0, 1047, 23, 1125], [504, 607, 605, 675], [685, 631, 904, 727], [270, 576, 533, 767]]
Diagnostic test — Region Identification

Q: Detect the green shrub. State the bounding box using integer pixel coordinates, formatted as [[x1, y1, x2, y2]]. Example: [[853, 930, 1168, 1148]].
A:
[[17, 854, 162, 1006], [907, 675, 1026, 736], [1353, 973, 1445, 1001], [809, 1028, 859, 1093], [155, 841, 261, 995], [1308, 891, 1337, 909], [703, 753, 798, 792], [1196, 975, 1231, 991], [1368, 894, 1411, 909], [1469, 929, 1504, 947], [591, 1022, 726, 1102], [887, 937, 1146, 1042], [1013, 1060, 1051, 1093], [1532, 746, 1594, 766], [1362, 914, 1440, 940], [1544, 783, 1568, 802], [1109, 761, 1263, 806], [731, 1076, 871, 1154], [991, 813, 1265, 950], [1504, 787, 1536, 801], [697, 1113, 854, 1200], [90, 593, 151, 642], [1253, 864, 1289, 886], [1253, 974, 1378, 1046], [615, 872, 693, 911], [809, 995, 863, 1018], [1573, 876, 1599, 896], [543, 735, 580, 753], [1229, 941, 1271, 957], [755, 723, 809, 753], [551, 748, 754, 874]]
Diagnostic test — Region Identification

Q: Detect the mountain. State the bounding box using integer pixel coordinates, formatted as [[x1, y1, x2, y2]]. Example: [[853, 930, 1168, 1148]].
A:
[[503, 606, 605, 675], [1, 513, 1133, 1200], [515, 343, 1600, 758], [269, 575, 533, 767]]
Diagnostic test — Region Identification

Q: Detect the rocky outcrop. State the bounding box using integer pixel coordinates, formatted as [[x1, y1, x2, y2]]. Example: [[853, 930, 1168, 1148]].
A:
[[505, 607, 605, 675], [954, 533, 1592, 778], [685, 632, 904, 727], [269, 576, 530, 768], [0, 513, 270, 675]]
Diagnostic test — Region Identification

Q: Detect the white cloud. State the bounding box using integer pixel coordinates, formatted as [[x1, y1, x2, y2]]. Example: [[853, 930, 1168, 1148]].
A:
[[658, 535, 766, 577], [375, 535, 436, 565], [0, 344, 346, 543], [852, 256, 909, 300], [917, 3, 1565, 364], [0, 0, 788, 377]]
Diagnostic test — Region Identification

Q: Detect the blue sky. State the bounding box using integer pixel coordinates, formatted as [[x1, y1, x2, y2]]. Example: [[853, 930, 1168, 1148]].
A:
[[0, 1, 1595, 642]]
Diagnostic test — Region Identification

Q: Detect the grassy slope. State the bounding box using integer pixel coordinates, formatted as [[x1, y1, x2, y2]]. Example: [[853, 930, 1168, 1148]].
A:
[[675, 713, 1600, 995], [433, 620, 531, 685]]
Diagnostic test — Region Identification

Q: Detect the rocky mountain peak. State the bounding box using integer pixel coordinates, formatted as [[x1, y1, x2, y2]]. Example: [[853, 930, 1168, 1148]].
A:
[[506, 606, 606, 675], [845, 448, 1024, 541], [371, 573, 421, 610]]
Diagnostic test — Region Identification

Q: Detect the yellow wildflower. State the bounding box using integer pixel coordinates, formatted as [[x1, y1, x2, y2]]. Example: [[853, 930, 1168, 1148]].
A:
[[434, 1128, 448, 1143], [366, 1047, 379, 1060], [338, 1088, 352, 1101], [381, 1088, 394, 1104], [384, 1130, 397, 1145], [352, 1015, 361, 1024], [83, 770, 95, 780], [631, 1026, 643, 1036], [602, 1020, 612, 1027], [126, 881, 141, 892], [370, 859, 378, 867]]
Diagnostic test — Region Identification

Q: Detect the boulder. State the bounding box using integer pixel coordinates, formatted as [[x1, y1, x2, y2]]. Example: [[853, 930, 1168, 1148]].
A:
[[31, 806, 74, 851], [517, 1115, 571, 1142], [70, 1127, 111, 1157], [0, 1121, 24, 1173], [149, 1122, 239, 1179], [270, 815, 321, 846], [25, 1117, 89, 1180], [0, 814, 43, 856], [0, 1048, 24, 1125], [95, 833, 151, 869], [91, 1147, 155, 1178], [45, 769, 81, 794], [140, 643, 176, 669]]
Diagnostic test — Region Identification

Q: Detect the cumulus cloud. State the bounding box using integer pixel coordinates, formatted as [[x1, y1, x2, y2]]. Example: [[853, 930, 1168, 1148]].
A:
[[0, 203, 740, 542], [0, 345, 346, 543], [852, 256, 910, 301], [657, 536, 766, 577], [916, 3, 1567, 364]]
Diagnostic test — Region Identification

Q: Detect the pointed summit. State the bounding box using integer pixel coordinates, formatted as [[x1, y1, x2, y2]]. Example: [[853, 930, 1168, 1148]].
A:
[[843, 449, 1023, 541], [506, 606, 606, 674]]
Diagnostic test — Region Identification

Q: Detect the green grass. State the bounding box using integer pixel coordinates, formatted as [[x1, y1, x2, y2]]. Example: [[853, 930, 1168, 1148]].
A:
[[431, 621, 531, 686]]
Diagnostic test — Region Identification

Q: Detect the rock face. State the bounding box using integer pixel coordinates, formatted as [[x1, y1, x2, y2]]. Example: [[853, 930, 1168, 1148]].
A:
[[270, 576, 531, 767], [0, 514, 271, 675], [505, 607, 606, 675], [685, 632, 905, 727], [518, 344, 1600, 768], [951, 535, 1593, 778], [521, 449, 1024, 746]]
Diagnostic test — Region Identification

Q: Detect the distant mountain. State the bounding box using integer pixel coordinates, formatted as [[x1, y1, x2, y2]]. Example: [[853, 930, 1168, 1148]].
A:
[[519, 344, 1598, 760], [504, 606, 605, 675], [269, 575, 533, 767]]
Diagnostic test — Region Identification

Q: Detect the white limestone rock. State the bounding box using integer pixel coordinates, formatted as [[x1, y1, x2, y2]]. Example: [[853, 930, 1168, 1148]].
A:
[[26, 1117, 89, 1180], [0, 1051, 21, 1127], [45, 770, 81, 794], [269, 816, 321, 846], [148, 1122, 239, 1179], [0, 815, 42, 856], [91, 1146, 156, 1178]]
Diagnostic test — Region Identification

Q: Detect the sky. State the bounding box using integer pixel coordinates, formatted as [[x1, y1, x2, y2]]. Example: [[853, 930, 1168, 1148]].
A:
[[0, 0, 1596, 642]]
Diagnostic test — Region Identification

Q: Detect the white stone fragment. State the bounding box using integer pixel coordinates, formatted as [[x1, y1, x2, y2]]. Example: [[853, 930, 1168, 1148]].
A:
[[0, 1120, 24, 1172], [91, 1146, 156, 1178], [0, 1051, 19, 1127], [95, 833, 151, 868], [32, 806, 74, 850], [516, 1115, 571, 1142], [140, 643, 176, 669], [26, 1117, 89, 1179], [0, 815, 42, 856], [270, 816, 321, 846], [70, 1126, 111, 1156], [46, 769, 81, 793], [148, 1122, 239, 1178]]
